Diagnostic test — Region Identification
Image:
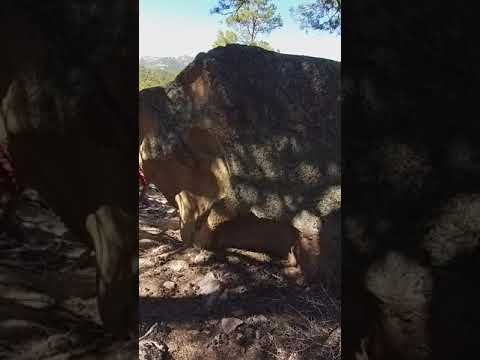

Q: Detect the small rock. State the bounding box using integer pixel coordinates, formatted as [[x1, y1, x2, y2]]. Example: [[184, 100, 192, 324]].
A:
[[227, 255, 240, 264], [196, 272, 222, 295], [165, 259, 189, 272], [139, 339, 169, 360], [246, 315, 268, 325], [163, 281, 176, 290], [220, 317, 244, 334], [190, 252, 214, 265]]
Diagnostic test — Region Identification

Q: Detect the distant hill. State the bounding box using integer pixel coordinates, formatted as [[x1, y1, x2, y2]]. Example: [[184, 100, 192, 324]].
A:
[[139, 55, 194, 74], [139, 55, 194, 90], [139, 66, 174, 90]]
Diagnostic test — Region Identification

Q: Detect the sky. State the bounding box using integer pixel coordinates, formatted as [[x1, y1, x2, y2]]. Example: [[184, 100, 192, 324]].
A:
[[140, 0, 341, 61]]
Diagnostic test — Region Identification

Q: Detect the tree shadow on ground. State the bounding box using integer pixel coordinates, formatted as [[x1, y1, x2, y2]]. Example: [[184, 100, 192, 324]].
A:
[[140, 280, 338, 328]]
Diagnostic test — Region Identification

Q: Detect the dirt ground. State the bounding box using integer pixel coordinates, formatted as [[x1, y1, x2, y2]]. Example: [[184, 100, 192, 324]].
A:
[[139, 186, 341, 360], [0, 189, 136, 359], [0, 186, 340, 359]]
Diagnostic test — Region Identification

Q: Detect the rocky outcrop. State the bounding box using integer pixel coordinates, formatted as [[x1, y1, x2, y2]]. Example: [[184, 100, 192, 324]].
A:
[[0, 1, 138, 338], [139, 45, 340, 282]]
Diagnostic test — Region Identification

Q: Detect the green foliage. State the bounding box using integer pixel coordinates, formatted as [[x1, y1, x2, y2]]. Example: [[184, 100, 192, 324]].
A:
[[139, 66, 176, 90], [212, 30, 239, 47], [212, 0, 341, 34], [250, 40, 274, 51], [212, 0, 282, 45], [291, 0, 341, 33], [212, 29, 274, 51], [211, 0, 250, 16]]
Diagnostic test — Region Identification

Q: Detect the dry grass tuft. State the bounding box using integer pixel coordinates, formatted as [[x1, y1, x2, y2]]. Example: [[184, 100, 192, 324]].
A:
[[265, 284, 341, 360]]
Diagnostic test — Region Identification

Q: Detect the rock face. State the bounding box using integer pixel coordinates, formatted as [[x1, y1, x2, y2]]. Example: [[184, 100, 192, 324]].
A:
[[139, 45, 340, 281], [0, 2, 138, 337]]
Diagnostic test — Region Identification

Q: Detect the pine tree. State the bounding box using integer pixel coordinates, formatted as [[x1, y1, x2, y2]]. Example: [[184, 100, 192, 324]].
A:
[[211, 0, 282, 46], [291, 0, 341, 33]]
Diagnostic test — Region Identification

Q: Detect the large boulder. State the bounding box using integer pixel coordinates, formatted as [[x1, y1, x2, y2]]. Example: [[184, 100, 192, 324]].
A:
[[139, 45, 340, 281], [0, 2, 138, 338]]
